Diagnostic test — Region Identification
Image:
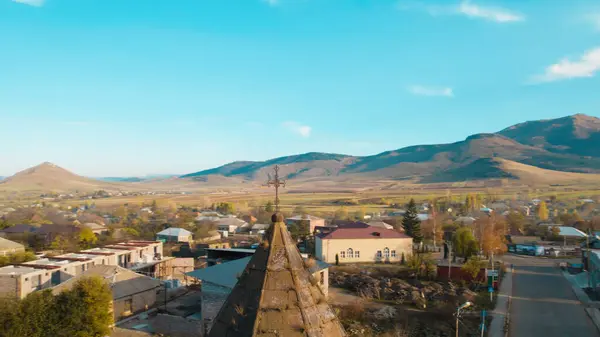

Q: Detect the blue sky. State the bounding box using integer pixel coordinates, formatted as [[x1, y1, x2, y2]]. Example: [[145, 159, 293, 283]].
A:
[[1, 0, 600, 176]]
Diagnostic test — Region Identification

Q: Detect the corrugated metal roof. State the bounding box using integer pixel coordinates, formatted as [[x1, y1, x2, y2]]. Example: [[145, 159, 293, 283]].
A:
[[549, 226, 588, 237], [156, 227, 192, 236]]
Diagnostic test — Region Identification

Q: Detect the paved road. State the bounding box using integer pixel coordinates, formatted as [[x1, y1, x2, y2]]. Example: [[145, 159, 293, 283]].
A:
[[502, 255, 599, 337]]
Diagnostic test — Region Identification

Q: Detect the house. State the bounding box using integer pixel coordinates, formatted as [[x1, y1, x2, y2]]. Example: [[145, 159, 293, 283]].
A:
[[249, 223, 270, 235], [547, 226, 588, 238], [82, 222, 109, 235], [36, 224, 81, 244], [315, 226, 413, 264], [156, 227, 193, 243], [285, 214, 325, 234], [51, 265, 161, 321], [203, 214, 345, 337], [0, 240, 167, 299], [215, 217, 247, 235], [195, 230, 222, 243], [0, 237, 25, 255], [0, 224, 37, 238], [367, 221, 394, 230]]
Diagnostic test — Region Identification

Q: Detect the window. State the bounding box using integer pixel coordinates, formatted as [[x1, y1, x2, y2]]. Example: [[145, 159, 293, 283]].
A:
[[355, 251, 360, 258], [320, 271, 325, 285], [124, 299, 133, 313], [376, 250, 382, 258], [391, 250, 397, 258], [102, 259, 105, 265], [81, 265, 85, 272], [139, 250, 143, 259], [384, 248, 390, 259], [340, 251, 346, 258], [347, 248, 354, 259]]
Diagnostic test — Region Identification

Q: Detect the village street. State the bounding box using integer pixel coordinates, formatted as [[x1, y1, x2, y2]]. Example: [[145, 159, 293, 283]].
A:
[[501, 255, 599, 337]]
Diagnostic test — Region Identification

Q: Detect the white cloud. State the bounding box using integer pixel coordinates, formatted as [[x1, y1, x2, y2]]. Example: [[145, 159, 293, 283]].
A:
[[282, 121, 312, 137], [12, 0, 45, 7], [398, 1, 524, 23], [408, 85, 454, 97], [457, 1, 524, 23], [531, 47, 600, 83]]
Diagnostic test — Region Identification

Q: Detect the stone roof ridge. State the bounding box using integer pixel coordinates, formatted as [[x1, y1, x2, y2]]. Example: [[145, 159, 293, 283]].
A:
[[208, 213, 346, 337]]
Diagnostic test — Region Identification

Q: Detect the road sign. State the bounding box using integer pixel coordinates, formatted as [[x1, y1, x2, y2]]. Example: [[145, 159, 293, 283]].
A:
[[487, 269, 499, 277], [488, 286, 494, 293]]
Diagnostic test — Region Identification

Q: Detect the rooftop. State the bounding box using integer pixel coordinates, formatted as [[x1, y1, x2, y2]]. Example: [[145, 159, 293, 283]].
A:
[[187, 256, 329, 289], [286, 214, 324, 221], [0, 265, 41, 275], [0, 237, 25, 251], [317, 226, 411, 240], [156, 227, 192, 236]]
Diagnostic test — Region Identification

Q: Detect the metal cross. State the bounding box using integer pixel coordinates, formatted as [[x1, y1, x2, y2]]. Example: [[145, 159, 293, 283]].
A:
[[266, 165, 286, 212]]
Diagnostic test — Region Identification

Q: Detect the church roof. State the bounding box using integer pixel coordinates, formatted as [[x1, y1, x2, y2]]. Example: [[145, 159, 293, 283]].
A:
[[208, 214, 346, 337]]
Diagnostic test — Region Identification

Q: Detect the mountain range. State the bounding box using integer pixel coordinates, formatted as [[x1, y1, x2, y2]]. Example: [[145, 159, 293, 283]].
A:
[[182, 114, 600, 183], [2, 114, 600, 195]]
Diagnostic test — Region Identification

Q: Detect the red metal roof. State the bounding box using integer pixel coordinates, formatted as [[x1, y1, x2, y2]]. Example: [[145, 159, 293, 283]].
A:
[[316, 226, 411, 240]]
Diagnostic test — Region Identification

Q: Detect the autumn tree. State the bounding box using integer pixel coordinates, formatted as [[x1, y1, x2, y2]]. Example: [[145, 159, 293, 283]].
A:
[[264, 201, 274, 213], [333, 207, 349, 220], [481, 225, 506, 258], [79, 227, 98, 248], [537, 201, 549, 221], [506, 211, 526, 234], [461, 257, 485, 282], [216, 202, 235, 215]]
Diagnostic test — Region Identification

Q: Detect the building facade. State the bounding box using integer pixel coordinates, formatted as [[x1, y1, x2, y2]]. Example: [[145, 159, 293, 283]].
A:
[[0, 240, 164, 299], [285, 215, 325, 235], [315, 226, 413, 264]]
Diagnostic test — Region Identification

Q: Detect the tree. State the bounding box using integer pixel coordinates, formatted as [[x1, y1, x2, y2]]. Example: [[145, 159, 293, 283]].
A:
[[333, 207, 349, 220], [506, 211, 526, 234], [54, 276, 113, 337], [402, 199, 421, 239], [538, 201, 549, 221], [0, 276, 112, 337], [264, 201, 274, 213], [79, 227, 97, 248], [353, 208, 366, 221], [452, 227, 478, 259], [335, 253, 339, 266], [461, 257, 485, 282], [216, 202, 235, 215], [400, 252, 406, 265], [481, 225, 506, 258], [293, 205, 308, 216], [50, 235, 69, 252]]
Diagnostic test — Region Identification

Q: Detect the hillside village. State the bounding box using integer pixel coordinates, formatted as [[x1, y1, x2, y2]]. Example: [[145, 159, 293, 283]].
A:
[[1, 184, 600, 336]]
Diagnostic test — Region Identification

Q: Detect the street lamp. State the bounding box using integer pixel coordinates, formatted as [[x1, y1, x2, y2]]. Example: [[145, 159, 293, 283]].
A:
[[455, 301, 472, 337]]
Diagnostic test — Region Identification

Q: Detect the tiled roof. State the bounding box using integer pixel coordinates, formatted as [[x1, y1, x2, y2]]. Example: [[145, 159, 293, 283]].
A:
[[207, 216, 346, 337], [317, 226, 411, 240]]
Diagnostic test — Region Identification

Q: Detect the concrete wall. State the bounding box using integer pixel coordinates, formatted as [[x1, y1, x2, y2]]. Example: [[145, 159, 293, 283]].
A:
[[316, 237, 413, 264], [314, 268, 329, 297], [0, 269, 55, 299], [113, 289, 158, 321]]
